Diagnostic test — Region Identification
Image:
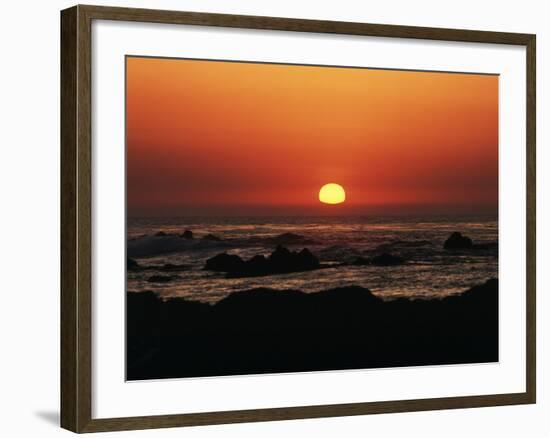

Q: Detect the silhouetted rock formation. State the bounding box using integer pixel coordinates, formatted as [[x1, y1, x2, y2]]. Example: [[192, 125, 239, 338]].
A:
[[155, 231, 168, 237], [444, 232, 473, 250], [204, 246, 321, 278], [371, 253, 405, 266], [205, 253, 245, 272], [442, 232, 498, 254], [351, 256, 370, 266], [127, 257, 140, 271], [180, 230, 194, 239], [202, 233, 222, 241], [267, 246, 320, 272], [127, 279, 499, 380], [351, 253, 405, 266]]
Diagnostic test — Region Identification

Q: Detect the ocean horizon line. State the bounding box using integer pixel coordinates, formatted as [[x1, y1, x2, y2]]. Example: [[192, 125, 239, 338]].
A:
[[127, 212, 499, 221]]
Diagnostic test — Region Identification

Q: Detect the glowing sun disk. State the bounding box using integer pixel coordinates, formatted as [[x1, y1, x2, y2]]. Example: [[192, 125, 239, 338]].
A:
[[319, 183, 346, 205]]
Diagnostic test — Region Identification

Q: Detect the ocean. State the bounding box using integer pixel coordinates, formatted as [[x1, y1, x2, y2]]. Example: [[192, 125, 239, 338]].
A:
[[127, 215, 498, 303]]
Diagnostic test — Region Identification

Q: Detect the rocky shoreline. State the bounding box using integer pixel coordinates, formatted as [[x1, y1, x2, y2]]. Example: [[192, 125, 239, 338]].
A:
[[127, 278, 498, 380]]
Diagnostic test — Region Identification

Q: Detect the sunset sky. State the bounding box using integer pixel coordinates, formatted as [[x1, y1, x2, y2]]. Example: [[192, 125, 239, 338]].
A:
[[126, 56, 498, 217]]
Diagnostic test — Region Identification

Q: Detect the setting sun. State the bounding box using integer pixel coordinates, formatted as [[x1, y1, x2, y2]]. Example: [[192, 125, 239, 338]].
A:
[[319, 183, 346, 205]]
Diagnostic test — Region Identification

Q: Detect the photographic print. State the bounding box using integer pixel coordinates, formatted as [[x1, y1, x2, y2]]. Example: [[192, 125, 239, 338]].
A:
[[126, 56, 499, 381]]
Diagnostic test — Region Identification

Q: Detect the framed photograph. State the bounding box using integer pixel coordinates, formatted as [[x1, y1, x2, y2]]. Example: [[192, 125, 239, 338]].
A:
[[60, 5, 536, 433]]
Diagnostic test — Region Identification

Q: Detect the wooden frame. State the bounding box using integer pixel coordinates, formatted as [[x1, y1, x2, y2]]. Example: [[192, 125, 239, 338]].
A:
[[61, 4, 536, 433]]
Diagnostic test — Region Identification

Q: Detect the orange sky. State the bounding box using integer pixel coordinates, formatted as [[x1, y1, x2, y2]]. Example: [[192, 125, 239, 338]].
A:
[[126, 56, 498, 217]]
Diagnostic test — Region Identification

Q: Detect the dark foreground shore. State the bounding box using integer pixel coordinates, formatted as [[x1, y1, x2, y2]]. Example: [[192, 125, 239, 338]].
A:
[[127, 279, 498, 380]]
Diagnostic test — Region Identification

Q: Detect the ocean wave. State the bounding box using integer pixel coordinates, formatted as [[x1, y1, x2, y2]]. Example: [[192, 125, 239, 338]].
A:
[[127, 234, 231, 258], [127, 231, 322, 258]]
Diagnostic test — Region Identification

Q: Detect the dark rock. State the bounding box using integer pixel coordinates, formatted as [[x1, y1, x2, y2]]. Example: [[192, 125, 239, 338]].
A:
[[127, 279, 498, 380], [295, 248, 320, 270], [202, 233, 222, 241], [155, 231, 168, 237], [446, 278, 498, 306], [300, 248, 318, 264], [204, 246, 321, 278], [268, 245, 292, 261], [371, 253, 405, 266], [267, 246, 319, 271], [204, 253, 246, 272], [215, 287, 308, 312], [444, 232, 473, 250], [351, 254, 405, 266], [147, 275, 176, 283], [351, 256, 370, 266], [245, 254, 269, 272], [180, 230, 194, 239], [127, 257, 141, 271]]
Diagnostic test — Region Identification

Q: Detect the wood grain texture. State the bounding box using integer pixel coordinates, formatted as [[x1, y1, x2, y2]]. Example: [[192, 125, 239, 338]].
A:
[[80, 393, 534, 433], [60, 5, 78, 432], [76, 4, 93, 432], [61, 5, 93, 432], [79, 4, 534, 44], [525, 34, 536, 404], [60, 4, 537, 433]]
